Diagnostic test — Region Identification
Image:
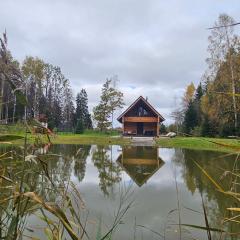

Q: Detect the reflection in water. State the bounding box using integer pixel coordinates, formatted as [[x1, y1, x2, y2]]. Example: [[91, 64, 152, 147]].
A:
[[117, 146, 165, 186], [1, 144, 240, 239], [92, 145, 122, 195]]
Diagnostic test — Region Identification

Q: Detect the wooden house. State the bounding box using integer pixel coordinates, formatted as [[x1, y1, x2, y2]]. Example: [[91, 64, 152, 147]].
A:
[[117, 146, 165, 186], [117, 96, 165, 136]]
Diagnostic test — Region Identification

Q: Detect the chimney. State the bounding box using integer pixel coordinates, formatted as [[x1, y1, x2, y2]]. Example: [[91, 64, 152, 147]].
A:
[[146, 96, 148, 101]]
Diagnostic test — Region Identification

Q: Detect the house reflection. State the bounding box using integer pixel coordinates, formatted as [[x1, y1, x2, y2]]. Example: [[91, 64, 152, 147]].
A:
[[117, 146, 165, 187]]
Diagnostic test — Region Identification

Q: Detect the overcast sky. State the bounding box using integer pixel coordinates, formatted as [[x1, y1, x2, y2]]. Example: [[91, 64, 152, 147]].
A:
[[1, 0, 240, 124]]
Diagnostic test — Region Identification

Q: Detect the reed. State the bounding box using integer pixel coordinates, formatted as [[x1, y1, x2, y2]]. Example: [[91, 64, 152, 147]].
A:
[[0, 124, 133, 240]]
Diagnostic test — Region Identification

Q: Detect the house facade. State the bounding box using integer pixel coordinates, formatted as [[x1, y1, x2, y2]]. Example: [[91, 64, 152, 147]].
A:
[[117, 96, 165, 137]]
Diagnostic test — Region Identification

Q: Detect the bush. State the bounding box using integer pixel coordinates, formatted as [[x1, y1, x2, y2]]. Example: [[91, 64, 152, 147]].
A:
[[192, 126, 202, 136], [159, 123, 167, 134]]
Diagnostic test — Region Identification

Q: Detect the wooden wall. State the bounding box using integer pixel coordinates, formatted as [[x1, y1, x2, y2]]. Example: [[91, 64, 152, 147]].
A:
[[123, 122, 158, 136], [124, 122, 137, 134], [143, 122, 157, 135]]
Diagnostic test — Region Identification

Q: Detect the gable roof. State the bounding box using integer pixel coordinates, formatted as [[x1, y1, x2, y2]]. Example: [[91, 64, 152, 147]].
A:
[[117, 96, 165, 123]]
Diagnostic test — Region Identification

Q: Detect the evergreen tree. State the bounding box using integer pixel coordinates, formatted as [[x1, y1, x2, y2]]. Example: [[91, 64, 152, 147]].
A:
[[201, 115, 212, 137], [193, 82, 203, 126], [183, 100, 198, 134], [195, 82, 203, 101], [85, 113, 93, 129], [159, 123, 167, 134], [75, 118, 84, 134], [75, 89, 92, 130]]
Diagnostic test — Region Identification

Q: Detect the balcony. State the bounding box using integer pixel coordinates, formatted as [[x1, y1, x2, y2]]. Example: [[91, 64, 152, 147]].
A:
[[123, 117, 158, 123]]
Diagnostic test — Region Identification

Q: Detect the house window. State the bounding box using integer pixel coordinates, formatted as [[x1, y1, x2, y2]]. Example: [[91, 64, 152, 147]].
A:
[[138, 107, 149, 116]]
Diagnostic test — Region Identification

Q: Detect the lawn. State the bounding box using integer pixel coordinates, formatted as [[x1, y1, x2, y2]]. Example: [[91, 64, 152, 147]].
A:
[[1, 126, 240, 152], [52, 133, 130, 145], [156, 136, 240, 152]]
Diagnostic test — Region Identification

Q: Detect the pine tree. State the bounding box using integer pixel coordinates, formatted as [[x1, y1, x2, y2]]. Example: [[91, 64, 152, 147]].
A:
[[75, 118, 84, 134], [75, 89, 92, 130], [195, 82, 203, 101], [193, 82, 203, 126], [183, 100, 198, 134]]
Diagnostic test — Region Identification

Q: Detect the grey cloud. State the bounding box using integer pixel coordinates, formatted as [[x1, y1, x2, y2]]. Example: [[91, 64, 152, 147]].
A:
[[1, 0, 240, 123]]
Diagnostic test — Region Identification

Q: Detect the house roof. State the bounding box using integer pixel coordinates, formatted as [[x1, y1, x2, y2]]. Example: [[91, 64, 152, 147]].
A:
[[117, 96, 165, 123]]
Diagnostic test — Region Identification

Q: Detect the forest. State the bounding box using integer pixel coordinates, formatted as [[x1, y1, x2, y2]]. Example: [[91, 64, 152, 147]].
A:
[[171, 14, 240, 137], [0, 33, 124, 134]]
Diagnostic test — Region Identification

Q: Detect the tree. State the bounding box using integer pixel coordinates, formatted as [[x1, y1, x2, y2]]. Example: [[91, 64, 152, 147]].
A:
[[93, 78, 124, 131], [193, 82, 204, 126], [171, 109, 184, 134], [75, 118, 84, 134], [75, 89, 92, 130], [183, 100, 198, 134], [22, 56, 45, 119], [206, 13, 239, 133], [182, 82, 195, 110], [0, 32, 24, 124], [159, 123, 167, 134], [201, 115, 214, 137], [108, 77, 124, 129]]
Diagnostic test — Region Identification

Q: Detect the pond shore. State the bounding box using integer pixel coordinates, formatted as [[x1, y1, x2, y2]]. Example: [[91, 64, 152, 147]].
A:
[[1, 133, 240, 152]]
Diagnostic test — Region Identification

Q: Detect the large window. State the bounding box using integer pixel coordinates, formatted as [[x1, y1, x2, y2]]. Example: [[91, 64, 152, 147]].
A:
[[138, 107, 149, 116]]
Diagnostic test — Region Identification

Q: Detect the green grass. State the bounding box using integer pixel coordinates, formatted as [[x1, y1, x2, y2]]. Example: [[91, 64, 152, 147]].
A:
[[156, 137, 240, 152], [52, 133, 130, 145], [1, 125, 240, 152]]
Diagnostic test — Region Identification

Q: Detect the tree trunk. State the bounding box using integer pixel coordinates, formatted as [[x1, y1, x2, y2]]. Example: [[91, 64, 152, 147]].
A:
[[225, 28, 238, 133], [5, 94, 9, 124], [13, 95, 16, 123], [0, 73, 5, 121]]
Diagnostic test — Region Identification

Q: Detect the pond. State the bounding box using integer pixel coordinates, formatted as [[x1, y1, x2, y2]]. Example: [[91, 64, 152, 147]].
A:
[[0, 144, 239, 239]]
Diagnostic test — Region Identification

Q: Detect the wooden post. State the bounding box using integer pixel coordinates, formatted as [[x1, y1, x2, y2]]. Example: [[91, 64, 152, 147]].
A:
[[122, 116, 125, 135], [157, 117, 160, 137]]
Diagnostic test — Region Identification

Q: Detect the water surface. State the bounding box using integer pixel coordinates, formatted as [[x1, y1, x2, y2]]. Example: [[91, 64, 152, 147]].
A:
[[0, 144, 238, 239]]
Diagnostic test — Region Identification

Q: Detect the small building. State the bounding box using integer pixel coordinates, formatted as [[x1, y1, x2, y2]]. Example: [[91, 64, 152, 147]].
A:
[[117, 96, 165, 137]]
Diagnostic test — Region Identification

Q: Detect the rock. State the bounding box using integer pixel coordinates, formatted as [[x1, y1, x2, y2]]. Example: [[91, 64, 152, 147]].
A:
[[166, 132, 177, 138]]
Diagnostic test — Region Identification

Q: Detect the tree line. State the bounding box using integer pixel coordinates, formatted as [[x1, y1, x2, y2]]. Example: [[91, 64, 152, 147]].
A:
[[0, 33, 124, 133], [171, 14, 240, 137]]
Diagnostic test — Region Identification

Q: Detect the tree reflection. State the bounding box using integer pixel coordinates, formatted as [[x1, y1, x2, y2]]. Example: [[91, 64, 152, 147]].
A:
[[92, 145, 122, 195], [173, 148, 240, 236], [74, 145, 91, 181]]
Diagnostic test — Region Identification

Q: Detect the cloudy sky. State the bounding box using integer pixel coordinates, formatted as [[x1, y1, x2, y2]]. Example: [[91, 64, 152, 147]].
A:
[[1, 0, 240, 124]]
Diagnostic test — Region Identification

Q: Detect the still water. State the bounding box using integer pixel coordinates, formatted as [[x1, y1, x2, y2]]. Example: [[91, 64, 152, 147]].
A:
[[0, 144, 239, 239]]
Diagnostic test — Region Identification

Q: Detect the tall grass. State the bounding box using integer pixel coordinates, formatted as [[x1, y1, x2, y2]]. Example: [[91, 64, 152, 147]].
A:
[[0, 124, 133, 240], [179, 140, 240, 239]]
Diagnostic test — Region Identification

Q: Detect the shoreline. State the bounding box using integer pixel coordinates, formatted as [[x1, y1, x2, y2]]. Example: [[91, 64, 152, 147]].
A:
[[1, 133, 240, 153]]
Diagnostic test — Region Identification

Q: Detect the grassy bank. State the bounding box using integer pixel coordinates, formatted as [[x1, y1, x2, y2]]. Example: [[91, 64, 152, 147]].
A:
[[52, 133, 131, 145], [1, 129, 240, 152], [156, 136, 240, 152]]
